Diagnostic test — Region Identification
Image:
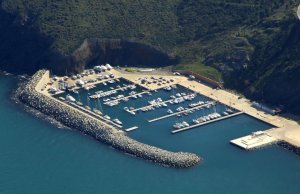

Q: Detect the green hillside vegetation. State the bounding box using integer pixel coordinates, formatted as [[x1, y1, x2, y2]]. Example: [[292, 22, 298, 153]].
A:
[[1, 0, 300, 113]]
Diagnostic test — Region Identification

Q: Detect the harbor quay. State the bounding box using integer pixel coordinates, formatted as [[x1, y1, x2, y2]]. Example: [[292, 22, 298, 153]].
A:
[[20, 65, 300, 163]]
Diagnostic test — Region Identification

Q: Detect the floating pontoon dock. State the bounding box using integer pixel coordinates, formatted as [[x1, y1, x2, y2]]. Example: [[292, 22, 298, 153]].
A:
[[130, 95, 198, 113], [148, 102, 216, 123], [89, 85, 135, 99], [171, 112, 243, 134], [103, 91, 150, 104]]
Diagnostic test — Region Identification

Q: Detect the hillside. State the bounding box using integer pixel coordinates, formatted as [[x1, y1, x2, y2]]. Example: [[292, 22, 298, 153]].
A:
[[0, 0, 300, 113]]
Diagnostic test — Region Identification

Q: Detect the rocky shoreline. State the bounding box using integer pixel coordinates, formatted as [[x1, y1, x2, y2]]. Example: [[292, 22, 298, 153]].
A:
[[17, 70, 201, 168]]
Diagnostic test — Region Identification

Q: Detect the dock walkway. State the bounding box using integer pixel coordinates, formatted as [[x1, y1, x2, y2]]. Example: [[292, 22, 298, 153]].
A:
[[89, 85, 133, 99], [125, 126, 139, 132], [130, 95, 196, 113], [148, 102, 216, 123], [171, 112, 243, 134], [103, 91, 149, 104]]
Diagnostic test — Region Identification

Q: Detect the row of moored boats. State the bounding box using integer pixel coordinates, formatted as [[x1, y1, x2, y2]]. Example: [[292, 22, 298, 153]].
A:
[[173, 109, 235, 129]]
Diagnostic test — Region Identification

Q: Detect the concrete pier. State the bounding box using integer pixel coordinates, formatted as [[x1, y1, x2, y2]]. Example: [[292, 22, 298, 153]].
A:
[[230, 131, 278, 150], [125, 126, 139, 132], [172, 112, 243, 134]]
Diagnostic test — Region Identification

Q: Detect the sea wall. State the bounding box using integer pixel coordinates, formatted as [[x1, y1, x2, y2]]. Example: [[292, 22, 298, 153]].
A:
[[17, 70, 201, 168]]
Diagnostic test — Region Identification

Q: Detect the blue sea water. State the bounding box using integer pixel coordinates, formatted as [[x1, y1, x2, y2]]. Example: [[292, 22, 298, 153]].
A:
[[1, 75, 300, 194]]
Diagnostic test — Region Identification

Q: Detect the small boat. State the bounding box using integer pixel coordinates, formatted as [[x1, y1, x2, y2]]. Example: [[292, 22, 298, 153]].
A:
[[173, 123, 183, 129], [227, 109, 234, 114], [193, 119, 200, 124], [72, 90, 79, 94], [59, 97, 65, 101], [164, 86, 172, 91], [66, 94, 76, 102], [167, 109, 173, 114], [113, 119, 123, 125], [104, 115, 111, 120], [76, 102, 83, 106], [129, 111, 136, 115]]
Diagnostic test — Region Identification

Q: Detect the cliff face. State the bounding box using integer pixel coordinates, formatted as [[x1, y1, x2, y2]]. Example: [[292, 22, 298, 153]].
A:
[[0, 8, 176, 75], [67, 39, 178, 74], [0, 10, 176, 75]]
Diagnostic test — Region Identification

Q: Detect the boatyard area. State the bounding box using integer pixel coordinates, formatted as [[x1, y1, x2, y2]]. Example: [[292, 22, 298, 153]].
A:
[[36, 65, 300, 152]]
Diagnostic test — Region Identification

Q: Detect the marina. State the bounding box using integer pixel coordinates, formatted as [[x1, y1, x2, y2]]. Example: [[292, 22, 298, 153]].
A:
[[35, 65, 300, 154], [49, 71, 235, 137], [4, 72, 300, 194]]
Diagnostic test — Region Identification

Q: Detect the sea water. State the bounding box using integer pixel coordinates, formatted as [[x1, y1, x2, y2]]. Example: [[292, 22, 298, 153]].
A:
[[1, 75, 300, 194]]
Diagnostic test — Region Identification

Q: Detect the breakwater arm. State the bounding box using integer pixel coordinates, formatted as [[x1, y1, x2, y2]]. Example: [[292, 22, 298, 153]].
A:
[[17, 70, 201, 168]]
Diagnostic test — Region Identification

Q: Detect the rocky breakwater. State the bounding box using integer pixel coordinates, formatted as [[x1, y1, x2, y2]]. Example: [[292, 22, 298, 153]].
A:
[[17, 70, 201, 168]]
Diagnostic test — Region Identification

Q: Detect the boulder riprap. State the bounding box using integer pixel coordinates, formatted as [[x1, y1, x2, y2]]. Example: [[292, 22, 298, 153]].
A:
[[17, 70, 201, 168]]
